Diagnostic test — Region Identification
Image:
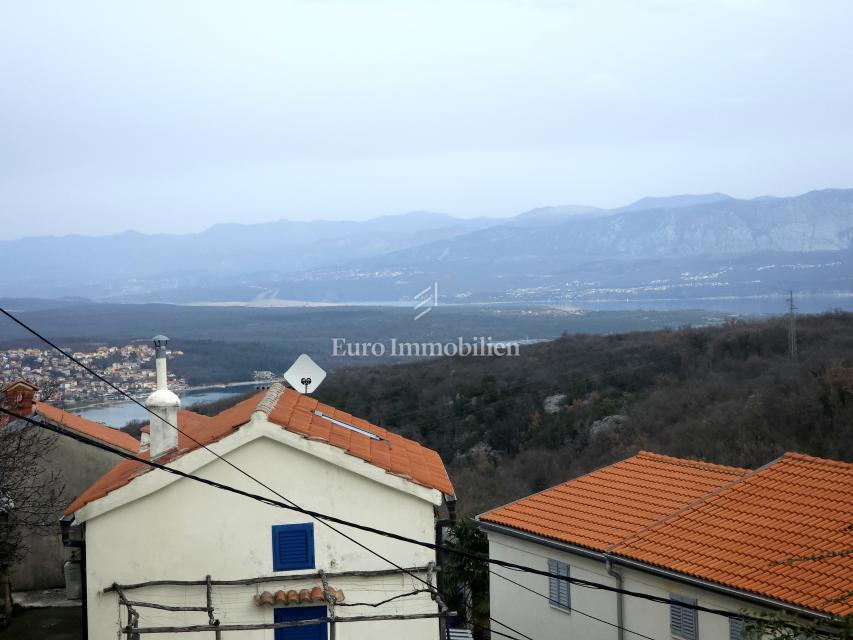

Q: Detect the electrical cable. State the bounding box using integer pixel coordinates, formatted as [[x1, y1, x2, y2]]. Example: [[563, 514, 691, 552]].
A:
[[0, 405, 786, 627], [487, 615, 535, 640], [0, 307, 538, 638], [1, 307, 831, 637], [490, 568, 659, 640], [0, 307, 437, 591]]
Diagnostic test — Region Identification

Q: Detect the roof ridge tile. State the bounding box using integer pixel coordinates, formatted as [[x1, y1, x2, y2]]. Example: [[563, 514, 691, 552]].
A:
[[254, 383, 286, 415]]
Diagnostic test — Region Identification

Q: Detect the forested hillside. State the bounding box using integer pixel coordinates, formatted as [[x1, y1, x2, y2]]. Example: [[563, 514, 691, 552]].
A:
[[315, 312, 853, 516]]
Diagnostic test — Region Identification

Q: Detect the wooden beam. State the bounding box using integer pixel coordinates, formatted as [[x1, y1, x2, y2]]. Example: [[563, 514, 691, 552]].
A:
[[124, 601, 209, 612], [106, 566, 437, 592], [126, 612, 453, 634]]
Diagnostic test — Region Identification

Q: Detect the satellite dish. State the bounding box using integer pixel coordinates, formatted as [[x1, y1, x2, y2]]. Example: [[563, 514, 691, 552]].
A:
[[284, 354, 326, 394]]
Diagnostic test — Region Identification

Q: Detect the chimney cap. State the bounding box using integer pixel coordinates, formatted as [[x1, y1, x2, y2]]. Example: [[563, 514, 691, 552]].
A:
[[153, 335, 169, 348], [146, 388, 180, 408]]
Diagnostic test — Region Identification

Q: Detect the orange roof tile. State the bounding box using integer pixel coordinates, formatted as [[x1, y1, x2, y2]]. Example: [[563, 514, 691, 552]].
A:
[[66, 386, 452, 515], [479, 451, 748, 551], [34, 401, 140, 453], [266, 389, 453, 496], [611, 453, 853, 616]]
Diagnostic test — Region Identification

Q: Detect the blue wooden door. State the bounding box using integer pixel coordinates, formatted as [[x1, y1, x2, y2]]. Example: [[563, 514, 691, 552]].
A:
[[274, 605, 328, 640]]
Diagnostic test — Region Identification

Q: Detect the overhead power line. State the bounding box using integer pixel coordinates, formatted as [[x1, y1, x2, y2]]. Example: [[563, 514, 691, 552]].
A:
[[1, 307, 828, 637], [0, 405, 785, 627], [0, 307, 429, 584], [0, 307, 537, 640], [490, 569, 659, 640]]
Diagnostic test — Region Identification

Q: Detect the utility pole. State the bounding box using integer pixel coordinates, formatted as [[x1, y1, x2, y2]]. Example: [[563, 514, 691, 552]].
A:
[[788, 290, 798, 361]]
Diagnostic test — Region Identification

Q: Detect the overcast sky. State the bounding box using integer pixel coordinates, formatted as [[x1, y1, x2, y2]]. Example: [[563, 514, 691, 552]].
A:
[[1, 0, 851, 240]]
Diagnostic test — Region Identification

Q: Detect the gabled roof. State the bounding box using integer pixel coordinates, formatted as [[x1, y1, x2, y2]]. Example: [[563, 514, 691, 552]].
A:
[[610, 452, 853, 617], [3, 379, 38, 391], [33, 401, 140, 453], [66, 385, 452, 515], [479, 451, 748, 552]]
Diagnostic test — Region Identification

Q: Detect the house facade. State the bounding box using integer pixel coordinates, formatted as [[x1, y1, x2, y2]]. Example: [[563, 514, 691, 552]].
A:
[[66, 347, 455, 639], [479, 451, 853, 640]]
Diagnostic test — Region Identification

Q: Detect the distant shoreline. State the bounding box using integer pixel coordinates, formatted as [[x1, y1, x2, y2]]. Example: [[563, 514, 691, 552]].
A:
[[66, 379, 274, 412]]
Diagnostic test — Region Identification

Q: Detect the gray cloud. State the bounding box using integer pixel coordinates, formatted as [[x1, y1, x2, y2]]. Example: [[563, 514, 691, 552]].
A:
[[1, 0, 852, 238]]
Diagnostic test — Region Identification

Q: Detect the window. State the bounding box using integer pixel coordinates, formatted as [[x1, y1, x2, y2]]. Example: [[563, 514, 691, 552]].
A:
[[729, 616, 745, 640], [670, 594, 698, 640], [272, 523, 315, 571], [274, 604, 327, 640], [547, 559, 570, 610]]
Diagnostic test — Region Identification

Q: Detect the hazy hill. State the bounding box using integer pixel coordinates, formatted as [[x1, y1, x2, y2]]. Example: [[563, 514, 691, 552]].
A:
[[612, 192, 732, 213], [353, 188, 853, 267], [0, 211, 496, 300], [1, 188, 851, 304], [296, 188, 853, 303]]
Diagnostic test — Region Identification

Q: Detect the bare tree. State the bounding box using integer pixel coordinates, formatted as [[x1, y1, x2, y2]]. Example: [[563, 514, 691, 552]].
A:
[[0, 383, 65, 624]]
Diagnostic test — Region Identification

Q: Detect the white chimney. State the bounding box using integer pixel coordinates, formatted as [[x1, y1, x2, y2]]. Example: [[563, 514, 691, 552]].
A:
[[145, 335, 180, 459]]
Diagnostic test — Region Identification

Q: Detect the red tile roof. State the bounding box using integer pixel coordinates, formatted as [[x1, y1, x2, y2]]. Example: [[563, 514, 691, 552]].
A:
[[66, 386, 452, 515], [34, 401, 140, 453], [268, 388, 453, 496], [611, 452, 853, 616], [479, 451, 748, 551]]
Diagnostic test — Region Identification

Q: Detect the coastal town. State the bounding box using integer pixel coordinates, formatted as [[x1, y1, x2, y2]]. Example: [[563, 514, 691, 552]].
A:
[[0, 343, 187, 406]]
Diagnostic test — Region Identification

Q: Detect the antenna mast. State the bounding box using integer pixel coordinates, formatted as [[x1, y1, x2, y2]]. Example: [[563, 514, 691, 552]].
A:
[[787, 290, 798, 361]]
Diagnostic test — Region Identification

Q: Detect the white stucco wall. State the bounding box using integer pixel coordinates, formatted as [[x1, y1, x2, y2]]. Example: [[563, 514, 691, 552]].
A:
[[486, 529, 774, 640], [80, 417, 443, 640]]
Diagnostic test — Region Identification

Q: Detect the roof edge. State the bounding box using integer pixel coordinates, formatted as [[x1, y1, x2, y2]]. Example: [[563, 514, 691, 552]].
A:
[[477, 518, 606, 560], [479, 449, 747, 521], [635, 450, 750, 474], [781, 450, 853, 470]]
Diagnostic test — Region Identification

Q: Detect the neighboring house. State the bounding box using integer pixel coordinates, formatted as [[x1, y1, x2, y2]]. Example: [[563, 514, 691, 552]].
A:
[[0, 380, 139, 591], [66, 343, 455, 640], [478, 451, 853, 640]]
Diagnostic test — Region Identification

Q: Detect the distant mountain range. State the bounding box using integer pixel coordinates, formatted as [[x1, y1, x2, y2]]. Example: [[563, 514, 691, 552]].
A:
[[1, 189, 851, 304]]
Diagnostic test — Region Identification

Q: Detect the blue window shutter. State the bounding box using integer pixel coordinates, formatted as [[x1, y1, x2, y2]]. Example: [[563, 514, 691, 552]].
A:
[[729, 617, 745, 640], [548, 559, 560, 604], [670, 595, 698, 640], [272, 523, 315, 571], [547, 559, 570, 610], [274, 605, 327, 640]]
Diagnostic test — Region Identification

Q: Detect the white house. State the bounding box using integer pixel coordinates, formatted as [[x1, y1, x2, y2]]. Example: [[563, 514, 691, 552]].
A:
[[478, 451, 853, 640], [65, 340, 455, 640]]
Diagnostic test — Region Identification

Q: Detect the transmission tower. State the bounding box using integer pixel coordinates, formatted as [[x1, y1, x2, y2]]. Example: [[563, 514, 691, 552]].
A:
[[788, 290, 798, 361]]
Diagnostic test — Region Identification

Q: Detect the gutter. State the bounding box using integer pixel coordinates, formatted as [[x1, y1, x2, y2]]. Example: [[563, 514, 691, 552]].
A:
[[609, 555, 835, 622], [605, 557, 624, 640]]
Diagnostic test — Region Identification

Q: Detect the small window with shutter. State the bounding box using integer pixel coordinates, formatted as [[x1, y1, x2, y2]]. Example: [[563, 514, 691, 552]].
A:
[[272, 523, 315, 571], [729, 616, 745, 640], [547, 559, 571, 610], [670, 594, 698, 640]]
